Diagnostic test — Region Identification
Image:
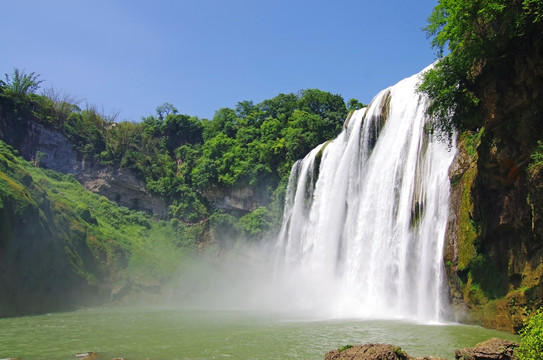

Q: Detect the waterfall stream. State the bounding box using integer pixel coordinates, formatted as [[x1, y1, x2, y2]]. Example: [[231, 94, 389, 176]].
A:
[[274, 68, 456, 322]]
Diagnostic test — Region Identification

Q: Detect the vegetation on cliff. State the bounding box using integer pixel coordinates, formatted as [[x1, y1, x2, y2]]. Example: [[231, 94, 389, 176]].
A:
[[0, 68, 364, 315], [0, 139, 200, 316], [0, 70, 365, 254], [420, 0, 543, 137], [517, 309, 543, 360], [1, 69, 360, 231], [422, 0, 543, 333]]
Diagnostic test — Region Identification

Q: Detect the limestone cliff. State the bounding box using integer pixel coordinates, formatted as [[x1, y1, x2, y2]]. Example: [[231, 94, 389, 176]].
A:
[[18, 121, 169, 217], [445, 28, 543, 332], [203, 182, 271, 215]]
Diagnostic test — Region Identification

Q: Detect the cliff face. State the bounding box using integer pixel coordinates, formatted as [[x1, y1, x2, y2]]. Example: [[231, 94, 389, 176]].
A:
[[18, 122, 169, 217], [0, 142, 110, 316], [445, 29, 543, 332], [203, 182, 272, 215]]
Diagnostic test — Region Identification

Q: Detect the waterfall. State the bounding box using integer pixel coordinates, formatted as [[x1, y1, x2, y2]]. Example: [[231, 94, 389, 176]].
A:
[[274, 68, 456, 322]]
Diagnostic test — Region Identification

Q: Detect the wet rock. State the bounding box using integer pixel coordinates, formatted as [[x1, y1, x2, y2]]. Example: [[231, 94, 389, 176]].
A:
[[325, 344, 412, 360], [75, 352, 100, 359], [454, 338, 519, 360]]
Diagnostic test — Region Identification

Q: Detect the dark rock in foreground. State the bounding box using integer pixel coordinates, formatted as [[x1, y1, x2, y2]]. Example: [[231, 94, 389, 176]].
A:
[[325, 338, 519, 360], [454, 338, 518, 360], [324, 344, 441, 360]]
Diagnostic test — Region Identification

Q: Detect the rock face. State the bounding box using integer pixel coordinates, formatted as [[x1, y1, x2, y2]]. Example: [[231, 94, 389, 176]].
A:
[[203, 181, 271, 214], [12, 121, 266, 218], [444, 25, 543, 331], [76, 164, 169, 218], [18, 122, 168, 217], [454, 338, 518, 360]]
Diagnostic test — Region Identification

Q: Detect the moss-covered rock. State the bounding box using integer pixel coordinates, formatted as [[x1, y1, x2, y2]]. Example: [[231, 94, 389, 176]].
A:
[[0, 140, 191, 317], [445, 29, 543, 331]]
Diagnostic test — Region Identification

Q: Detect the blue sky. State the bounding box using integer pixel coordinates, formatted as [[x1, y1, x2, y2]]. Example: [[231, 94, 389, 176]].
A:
[[0, 0, 438, 121]]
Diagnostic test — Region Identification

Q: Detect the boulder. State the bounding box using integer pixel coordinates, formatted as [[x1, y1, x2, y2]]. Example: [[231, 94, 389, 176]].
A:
[[324, 338, 518, 360], [454, 338, 519, 360], [325, 344, 416, 360]]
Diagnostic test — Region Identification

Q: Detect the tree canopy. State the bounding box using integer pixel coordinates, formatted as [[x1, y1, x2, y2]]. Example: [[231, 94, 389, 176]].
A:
[[419, 0, 543, 138], [0, 71, 362, 234]]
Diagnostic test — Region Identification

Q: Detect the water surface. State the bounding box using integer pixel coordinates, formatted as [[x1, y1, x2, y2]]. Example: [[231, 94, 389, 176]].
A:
[[0, 306, 518, 360]]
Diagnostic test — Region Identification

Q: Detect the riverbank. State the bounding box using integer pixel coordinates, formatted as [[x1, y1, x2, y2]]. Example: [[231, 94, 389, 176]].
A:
[[325, 338, 518, 360]]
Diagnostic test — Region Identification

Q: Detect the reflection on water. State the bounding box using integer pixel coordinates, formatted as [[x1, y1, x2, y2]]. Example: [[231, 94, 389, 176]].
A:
[[0, 306, 518, 360]]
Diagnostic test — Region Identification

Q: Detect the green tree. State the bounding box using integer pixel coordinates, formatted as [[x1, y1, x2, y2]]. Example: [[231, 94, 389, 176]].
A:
[[64, 107, 107, 158], [419, 0, 543, 138], [155, 102, 178, 120], [259, 93, 298, 122], [203, 107, 239, 140], [162, 114, 203, 153], [2, 68, 43, 94], [283, 109, 341, 162], [209, 210, 239, 248], [236, 207, 272, 240], [347, 98, 366, 112], [298, 88, 347, 123]]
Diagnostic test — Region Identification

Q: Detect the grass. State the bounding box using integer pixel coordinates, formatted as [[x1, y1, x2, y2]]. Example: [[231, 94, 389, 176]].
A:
[[0, 139, 195, 291]]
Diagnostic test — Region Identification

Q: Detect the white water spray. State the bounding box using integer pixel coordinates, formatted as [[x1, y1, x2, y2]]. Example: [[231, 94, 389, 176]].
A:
[[274, 68, 456, 322]]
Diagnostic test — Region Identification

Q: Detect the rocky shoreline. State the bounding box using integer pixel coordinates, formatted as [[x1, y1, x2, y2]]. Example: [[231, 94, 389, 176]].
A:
[[325, 338, 518, 360]]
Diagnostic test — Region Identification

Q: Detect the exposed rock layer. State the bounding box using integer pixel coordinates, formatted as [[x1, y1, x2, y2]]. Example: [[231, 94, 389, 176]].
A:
[[444, 25, 543, 331], [19, 122, 168, 216]]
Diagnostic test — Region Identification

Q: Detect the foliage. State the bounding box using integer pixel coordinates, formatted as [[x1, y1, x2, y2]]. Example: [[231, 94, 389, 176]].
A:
[[0, 72, 363, 239], [392, 346, 407, 358], [0, 140, 193, 290], [347, 98, 367, 112], [469, 253, 506, 299], [337, 345, 353, 353], [2, 68, 43, 94], [236, 207, 272, 240], [517, 309, 543, 360], [419, 0, 543, 139], [457, 159, 478, 271], [155, 102, 178, 120], [528, 140, 543, 171], [64, 107, 108, 158], [209, 210, 239, 248]]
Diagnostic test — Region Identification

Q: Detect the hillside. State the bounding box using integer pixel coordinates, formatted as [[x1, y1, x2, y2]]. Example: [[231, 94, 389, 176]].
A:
[[0, 140, 205, 316], [0, 74, 363, 316]]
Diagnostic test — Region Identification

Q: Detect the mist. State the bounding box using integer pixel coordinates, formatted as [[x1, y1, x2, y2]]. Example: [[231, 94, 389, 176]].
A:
[[157, 235, 362, 321]]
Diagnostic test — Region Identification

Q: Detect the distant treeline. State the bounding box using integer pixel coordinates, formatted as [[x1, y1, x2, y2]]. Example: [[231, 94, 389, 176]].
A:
[[0, 70, 365, 240]]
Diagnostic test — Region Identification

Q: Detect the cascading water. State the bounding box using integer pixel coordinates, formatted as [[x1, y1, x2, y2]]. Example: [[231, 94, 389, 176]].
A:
[[274, 68, 456, 323]]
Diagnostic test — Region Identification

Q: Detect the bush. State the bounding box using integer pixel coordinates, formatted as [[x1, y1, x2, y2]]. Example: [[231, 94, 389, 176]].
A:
[[236, 206, 272, 240], [337, 345, 353, 353], [517, 309, 543, 360], [419, 0, 543, 139]]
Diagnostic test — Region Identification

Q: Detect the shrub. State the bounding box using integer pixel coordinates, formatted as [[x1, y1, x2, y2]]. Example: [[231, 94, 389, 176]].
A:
[[337, 345, 353, 353], [517, 309, 543, 360]]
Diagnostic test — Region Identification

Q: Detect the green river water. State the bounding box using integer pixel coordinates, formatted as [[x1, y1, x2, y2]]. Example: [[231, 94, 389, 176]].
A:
[[0, 306, 518, 360]]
